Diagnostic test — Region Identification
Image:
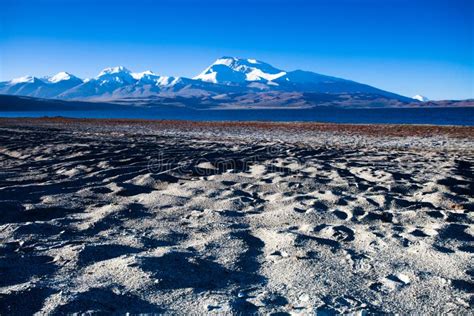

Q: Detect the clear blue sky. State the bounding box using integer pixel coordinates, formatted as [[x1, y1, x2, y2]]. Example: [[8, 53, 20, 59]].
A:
[[1, 0, 472, 100]]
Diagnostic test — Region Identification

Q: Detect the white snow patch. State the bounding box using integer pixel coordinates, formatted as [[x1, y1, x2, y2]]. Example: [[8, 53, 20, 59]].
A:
[[98, 66, 131, 77], [170, 77, 184, 85], [156, 76, 173, 86], [213, 57, 236, 67], [10, 76, 35, 84], [245, 69, 286, 82], [131, 70, 156, 80], [413, 95, 429, 102], [194, 56, 286, 84], [48, 72, 73, 83], [195, 71, 218, 83]]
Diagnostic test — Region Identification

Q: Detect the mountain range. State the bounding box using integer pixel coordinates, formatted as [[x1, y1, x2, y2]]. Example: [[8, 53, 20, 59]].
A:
[[0, 57, 456, 109]]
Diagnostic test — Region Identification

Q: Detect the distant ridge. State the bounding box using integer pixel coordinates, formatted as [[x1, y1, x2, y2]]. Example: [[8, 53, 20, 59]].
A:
[[0, 57, 455, 108]]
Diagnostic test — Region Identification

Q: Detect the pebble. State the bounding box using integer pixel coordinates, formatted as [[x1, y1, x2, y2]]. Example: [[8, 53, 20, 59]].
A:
[[299, 293, 310, 302], [396, 273, 411, 285]]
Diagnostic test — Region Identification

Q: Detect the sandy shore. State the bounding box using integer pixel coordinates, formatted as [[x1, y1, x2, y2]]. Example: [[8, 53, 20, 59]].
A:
[[0, 118, 473, 314]]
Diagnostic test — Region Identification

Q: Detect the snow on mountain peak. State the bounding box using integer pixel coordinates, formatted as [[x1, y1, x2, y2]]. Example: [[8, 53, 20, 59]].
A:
[[413, 95, 429, 102], [131, 70, 157, 80], [95, 66, 135, 85], [48, 72, 77, 83], [213, 56, 238, 67], [194, 57, 286, 84], [98, 66, 131, 77], [10, 75, 35, 84]]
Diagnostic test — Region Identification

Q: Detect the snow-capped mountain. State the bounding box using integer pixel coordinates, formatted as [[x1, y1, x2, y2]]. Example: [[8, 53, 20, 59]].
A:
[[47, 72, 81, 84], [0, 72, 83, 99], [0, 57, 414, 104], [58, 66, 182, 99], [193, 57, 350, 90], [413, 95, 429, 102], [194, 57, 287, 84], [39, 72, 84, 98], [194, 57, 412, 100], [0, 76, 47, 98], [95, 66, 135, 85]]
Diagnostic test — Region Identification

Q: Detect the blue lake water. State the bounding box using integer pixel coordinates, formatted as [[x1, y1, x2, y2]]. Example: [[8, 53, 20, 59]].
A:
[[1, 107, 473, 126]]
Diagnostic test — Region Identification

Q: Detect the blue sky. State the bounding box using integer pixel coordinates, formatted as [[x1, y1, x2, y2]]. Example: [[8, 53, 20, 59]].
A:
[[0, 0, 472, 100]]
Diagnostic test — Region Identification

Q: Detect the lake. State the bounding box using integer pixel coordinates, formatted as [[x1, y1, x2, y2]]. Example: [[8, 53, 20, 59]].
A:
[[1, 107, 473, 126]]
